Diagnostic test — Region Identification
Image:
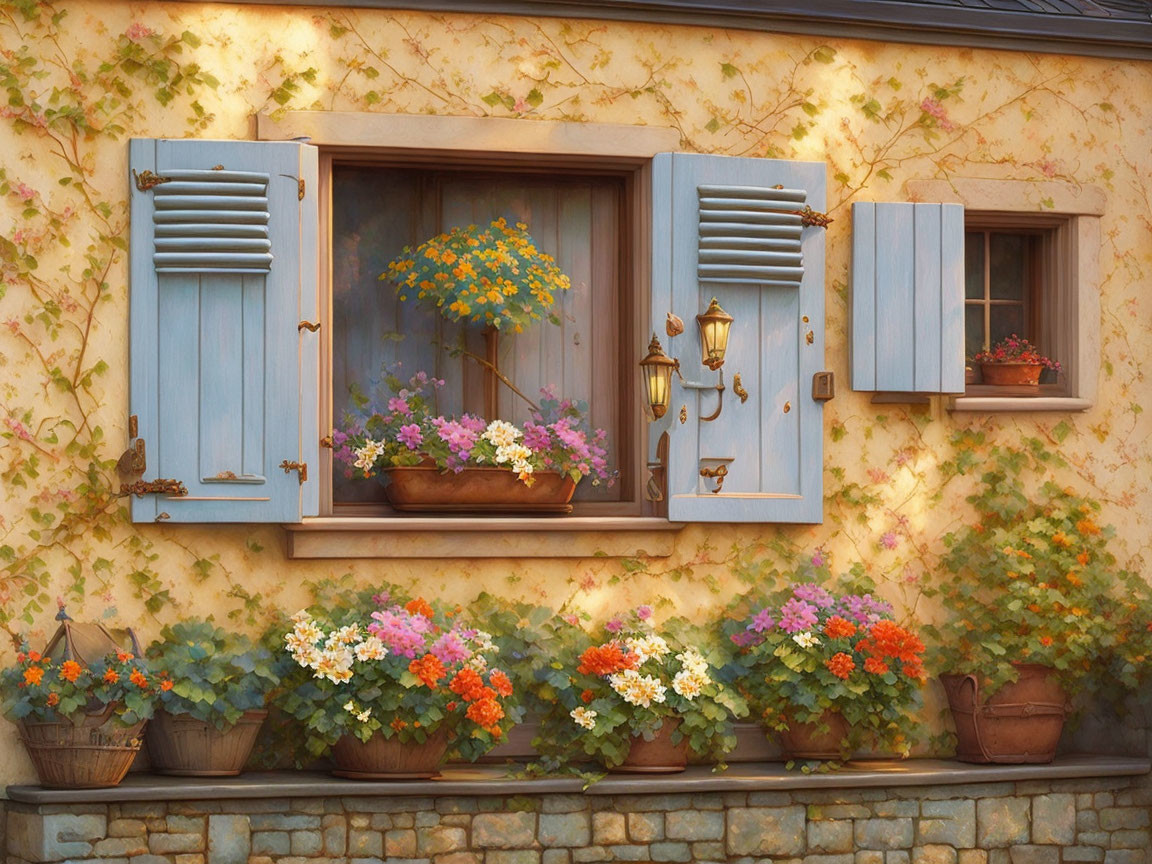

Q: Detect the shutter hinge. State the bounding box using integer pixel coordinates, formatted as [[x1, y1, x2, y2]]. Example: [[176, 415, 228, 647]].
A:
[[280, 174, 305, 200], [320, 436, 333, 449], [132, 169, 173, 192], [280, 460, 308, 483], [298, 320, 321, 332], [813, 371, 835, 401]]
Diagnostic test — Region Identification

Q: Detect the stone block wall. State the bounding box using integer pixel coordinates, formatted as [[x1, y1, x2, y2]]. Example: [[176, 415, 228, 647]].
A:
[[5, 775, 1152, 864]]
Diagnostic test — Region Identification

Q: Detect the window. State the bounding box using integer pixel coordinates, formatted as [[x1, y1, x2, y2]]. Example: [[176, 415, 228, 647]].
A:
[[328, 161, 637, 513], [960, 211, 1088, 404]]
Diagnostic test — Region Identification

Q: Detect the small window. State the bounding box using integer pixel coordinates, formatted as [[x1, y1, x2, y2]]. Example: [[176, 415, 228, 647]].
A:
[[328, 159, 640, 514], [962, 214, 1075, 398]]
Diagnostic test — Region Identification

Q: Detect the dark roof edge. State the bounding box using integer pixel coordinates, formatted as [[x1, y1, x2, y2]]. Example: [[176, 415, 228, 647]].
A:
[[160, 0, 1152, 61]]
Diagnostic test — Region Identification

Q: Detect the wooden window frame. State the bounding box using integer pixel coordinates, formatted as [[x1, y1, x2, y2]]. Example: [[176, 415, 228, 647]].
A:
[[325, 156, 640, 517], [258, 112, 685, 557]]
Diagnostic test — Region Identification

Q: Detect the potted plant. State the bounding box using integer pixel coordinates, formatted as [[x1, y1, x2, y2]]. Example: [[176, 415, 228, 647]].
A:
[[972, 334, 1060, 386], [923, 476, 1137, 763], [721, 578, 926, 762], [535, 606, 746, 773], [274, 589, 518, 779], [333, 372, 612, 513], [2, 648, 164, 788], [144, 619, 279, 776]]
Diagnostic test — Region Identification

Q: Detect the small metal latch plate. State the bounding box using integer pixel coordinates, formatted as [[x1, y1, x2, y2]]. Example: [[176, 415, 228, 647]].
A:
[[280, 460, 308, 483], [813, 371, 835, 401]]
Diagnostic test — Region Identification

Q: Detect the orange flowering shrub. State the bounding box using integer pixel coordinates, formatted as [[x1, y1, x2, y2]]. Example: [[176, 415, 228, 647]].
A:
[[576, 643, 638, 676]]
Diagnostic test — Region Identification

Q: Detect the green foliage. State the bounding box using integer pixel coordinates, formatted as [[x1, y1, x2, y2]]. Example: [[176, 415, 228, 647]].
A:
[[146, 618, 279, 730], [922, 458, 1147, 705]]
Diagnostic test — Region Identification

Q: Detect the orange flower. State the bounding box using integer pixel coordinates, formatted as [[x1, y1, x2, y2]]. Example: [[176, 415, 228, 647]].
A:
[[1052, 532, 1072, 548], [160, 679, 174, 692], [116, 651, 133, 662], [903, 661, 925, 680], [859, 621, 925, 664], [489, 670, 513, 698], [405, 597, 434, 618], [863, 657, 889, 675], [577, 643, 638, 676], [1040, 636, 1054, 647], [449, 668, 486, 701], [46, 692, 59, 707], [391, 718, 408, 732], [823, 616, 857, 640], [466, 696, 505, 732], [59, 660, 82, 683], [580, 688, 594, 704], [1027, 604, 1041, 614], [129, 669, 148, 688], [408, 653, 446, 689], [825, 652, 855, 680], [446, 701, 458, 712], [1077, 552, 1090, 566], [28, 651, 41, 662], [103, 668, 119, 684], [1075, 518, 1100, 536], [23, 666, 44, 686], [1065, 573, 1082, 587]]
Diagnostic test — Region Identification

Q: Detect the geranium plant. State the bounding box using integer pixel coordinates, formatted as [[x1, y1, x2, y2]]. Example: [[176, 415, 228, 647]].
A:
[[972, 334, 1060, 371], [535, 606, 746, 768], [923, 475, 1141, 700], [382, 217, 571, 332], [333, 371, 612, 487], [145, 619, 279, 730], [274, 589, 518, 762], [1, 647, 165, 727], [720, 578, 926, 756]]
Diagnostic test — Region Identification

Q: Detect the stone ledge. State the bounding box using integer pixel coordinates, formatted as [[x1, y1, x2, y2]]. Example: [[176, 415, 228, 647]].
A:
[[7, 755, 1147, 805]]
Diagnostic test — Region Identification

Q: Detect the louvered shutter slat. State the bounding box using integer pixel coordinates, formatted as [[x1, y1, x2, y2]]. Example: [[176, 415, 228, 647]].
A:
[[697, 184, 806, 286]]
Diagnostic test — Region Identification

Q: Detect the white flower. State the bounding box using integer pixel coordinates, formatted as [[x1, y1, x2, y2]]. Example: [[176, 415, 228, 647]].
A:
[[313, 646, 355, 683], [625, 635, 671, 665], [355, 635, 388, 661], [483, 420, 521, 450], [353, 440, 385, 471], [672, 669, 707, 700], [291, 618, 323, 645], [290, 644, 321, 670], [356, 708, 372, 723], [290, 609, 311, 624], [570, 707, 598, 730], [469, 630, 498, 654], [676, 648, 709, 676], [325, 624, 361, 649], [495, 442, 533, 466], [608, 669, 667, 708], [792, 631, 821, 649], [343, 700, 357, 713]]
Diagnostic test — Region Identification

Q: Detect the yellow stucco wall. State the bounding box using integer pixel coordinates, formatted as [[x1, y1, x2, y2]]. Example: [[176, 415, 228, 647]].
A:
[[0, 1, 1149, 783]]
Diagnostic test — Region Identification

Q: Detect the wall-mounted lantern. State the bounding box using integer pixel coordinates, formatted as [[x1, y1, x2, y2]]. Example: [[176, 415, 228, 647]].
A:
[[639, 335, 679, 419], [696, 297, 734, 371]]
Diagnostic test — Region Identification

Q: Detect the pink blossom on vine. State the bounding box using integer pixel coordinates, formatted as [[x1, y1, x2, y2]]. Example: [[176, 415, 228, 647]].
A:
[[513, 97, 528, 114], [1036, 158, 1058, 178], [125, 22, 155, 41], [867, 467, 889, 484], [562, 613, 580, 626], [920, 97, 955, 131], [4, 319, 19, 335], [880, 531, 900, 550], [635, 605, 653, 621], [3, 418, 31, 441], [578, 573, 597, 591], [811, 548, 827, 568], [14, 183, 34, 202]]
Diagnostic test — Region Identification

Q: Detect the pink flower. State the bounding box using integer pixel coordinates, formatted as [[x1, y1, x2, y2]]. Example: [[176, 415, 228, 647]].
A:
[[605, 618, 623, 634], [635, 605, 653, 621], [920, 97, 955, 132], [513, 97, 528, 114], [125, 22, 155, 41], [562, 613, 579, 626], [397, 424, 422, 450], [880, 531, 900, 550], [4, 319, 19, 334], [13, 183, 34, 202], [3, 417, 31, 441], [867, 468, 889, 484], [748, 608, 775, 633], [811, 549, 826, 568], [387, 397, 411, 416]]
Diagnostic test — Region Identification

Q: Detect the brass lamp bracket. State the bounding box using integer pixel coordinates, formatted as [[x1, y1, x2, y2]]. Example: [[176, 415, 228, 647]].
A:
[[680, 369, 726, 422]]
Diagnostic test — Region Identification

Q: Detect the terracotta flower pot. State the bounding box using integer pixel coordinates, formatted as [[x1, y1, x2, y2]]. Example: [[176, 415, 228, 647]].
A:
[[940, 663, 1068, 764], [330, 726, 450, 780], [19, 710, 145, 789], [145, 709, 267, 776], [612, 719, 689, 774], [382, 465, 576, 514], [979, 363, 1043, 386], [778, 710, 850, 760]]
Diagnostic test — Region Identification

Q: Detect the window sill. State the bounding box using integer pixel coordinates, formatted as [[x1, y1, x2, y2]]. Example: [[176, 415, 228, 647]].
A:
[[8, 755, 1147, 803], [283, 517, 684, 559], [949, 396, 1092, 412]]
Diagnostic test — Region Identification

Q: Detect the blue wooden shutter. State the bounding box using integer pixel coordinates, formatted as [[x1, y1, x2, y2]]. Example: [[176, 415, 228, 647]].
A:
[[850, 202, 965, 393], [650, 153, 826, 523], [129, 139, 319, 523]]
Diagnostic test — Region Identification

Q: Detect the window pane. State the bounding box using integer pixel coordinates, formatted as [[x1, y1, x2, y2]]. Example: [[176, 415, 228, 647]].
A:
[[989, 233, 1025, 300], [964, 304, 986, 359], [989, 304, 1025, 347], [331, 166, 623, 505], [965, 232, 985, 300]]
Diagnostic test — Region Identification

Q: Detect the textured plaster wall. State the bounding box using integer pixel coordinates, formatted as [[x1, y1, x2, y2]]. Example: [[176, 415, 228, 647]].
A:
[[0, 1, 1149, 784]]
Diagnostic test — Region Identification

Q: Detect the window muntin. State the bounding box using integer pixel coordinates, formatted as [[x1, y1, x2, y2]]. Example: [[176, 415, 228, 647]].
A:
[[329, 162, 637, 511]]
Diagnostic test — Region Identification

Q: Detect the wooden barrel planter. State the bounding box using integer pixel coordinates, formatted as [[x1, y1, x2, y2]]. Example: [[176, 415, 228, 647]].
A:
[[146, 709, 267, 776], [940, 664, 1068, 764]]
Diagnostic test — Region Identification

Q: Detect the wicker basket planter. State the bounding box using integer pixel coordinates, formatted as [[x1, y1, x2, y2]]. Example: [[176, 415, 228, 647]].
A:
[[145, 709, 267, 776], [19, 710, 145, 788]]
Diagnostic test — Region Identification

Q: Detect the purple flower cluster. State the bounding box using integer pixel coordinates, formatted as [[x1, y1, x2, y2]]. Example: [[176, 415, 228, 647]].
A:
[[834, 594, 894, 626], [778, 598, 820, 633], [397, 424, 422, 450], [367, 606, 434, 658], [430, 631, 472, 664], [734, 580, 896, 647], [431, 415, 485, 469], [792, 583, 834, 609]]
